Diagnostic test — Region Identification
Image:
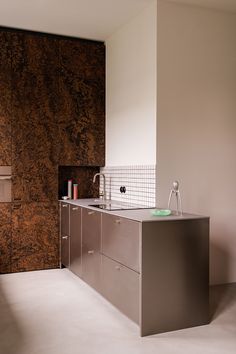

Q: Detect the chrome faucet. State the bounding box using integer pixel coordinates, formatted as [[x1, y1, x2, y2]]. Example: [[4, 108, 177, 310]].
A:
[[93, 173, 106, 200]]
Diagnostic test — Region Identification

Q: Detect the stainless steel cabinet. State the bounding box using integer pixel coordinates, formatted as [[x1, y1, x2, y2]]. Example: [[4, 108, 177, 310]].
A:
[[101, 254, 139, 324], [60, 202, 209, 337], [82, 208, 101, 291], [101, 214, 140, 324], [60, 202, 70, 267], [101, 213, 141, 272], [70, 205, 82, 277]]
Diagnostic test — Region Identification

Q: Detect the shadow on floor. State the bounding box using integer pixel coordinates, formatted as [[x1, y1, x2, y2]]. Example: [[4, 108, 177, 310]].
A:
[[210, 282, 236, 321], [209, 240, 236, 321], [0, 276, 25, 354]]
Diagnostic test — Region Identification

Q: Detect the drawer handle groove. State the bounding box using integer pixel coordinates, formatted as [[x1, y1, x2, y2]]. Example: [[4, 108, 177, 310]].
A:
[[88, 211, 95, 215], [62, 204, 68, 208], [115, 219, 121, 224], [115, 266, 121, 271], [62, 235, 69, 239], [88, 250, 94, 254], [72, 207, 79, 211], [13, 204, 21, 210]]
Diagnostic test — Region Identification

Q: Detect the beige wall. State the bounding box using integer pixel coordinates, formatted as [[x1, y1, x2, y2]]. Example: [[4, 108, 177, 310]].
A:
[[106, 0, 157, 166], [157, 0, 236, 284]]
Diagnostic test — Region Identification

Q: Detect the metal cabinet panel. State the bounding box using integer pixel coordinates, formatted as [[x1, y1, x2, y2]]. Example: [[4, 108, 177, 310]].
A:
[[141, 219, 209, 336], [60, 234, 70, 268], [101, 255, 140, 324], [61, 203, 69, 236], [101, 213, 140, 272], [70, 205, 82, 277], [60, 202, 70, 267], [82, 208, 101, 291]]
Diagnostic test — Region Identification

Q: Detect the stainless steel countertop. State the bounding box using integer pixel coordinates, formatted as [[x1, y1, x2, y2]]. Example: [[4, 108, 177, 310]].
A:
[[59, 198, 209, 222]]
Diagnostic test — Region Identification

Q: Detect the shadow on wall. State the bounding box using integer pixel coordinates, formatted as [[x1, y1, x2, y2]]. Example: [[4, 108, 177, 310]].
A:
[[210, 282, 236, 322], [210, 241, 230, 285], [210, 240, 232, 320], [0, 278, 25, 354]]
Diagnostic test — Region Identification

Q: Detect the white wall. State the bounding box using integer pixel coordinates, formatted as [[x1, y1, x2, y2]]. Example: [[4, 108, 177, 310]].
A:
[[106, 0, 157, 166], [157, 0, 236, 284]]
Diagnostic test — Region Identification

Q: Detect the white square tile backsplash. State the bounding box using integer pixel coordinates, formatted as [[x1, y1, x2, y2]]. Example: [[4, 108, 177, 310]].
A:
[[99, 165, 156, 207]]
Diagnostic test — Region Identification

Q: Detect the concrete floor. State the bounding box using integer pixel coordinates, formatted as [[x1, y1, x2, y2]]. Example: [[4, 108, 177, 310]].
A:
[[0, 269, 236, 354]]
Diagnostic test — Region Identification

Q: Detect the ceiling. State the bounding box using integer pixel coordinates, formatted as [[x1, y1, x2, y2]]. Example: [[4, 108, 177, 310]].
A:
[[0, 0, 235, 42], [0, 0, 154, 41]]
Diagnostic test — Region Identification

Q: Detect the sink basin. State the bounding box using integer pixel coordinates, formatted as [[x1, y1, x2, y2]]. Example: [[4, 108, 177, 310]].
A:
[[89, 203, 124, 210], [88, 203, 151, 211]]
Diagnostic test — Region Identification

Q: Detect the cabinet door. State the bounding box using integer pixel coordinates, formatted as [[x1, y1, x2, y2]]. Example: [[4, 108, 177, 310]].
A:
[[0, 31, 12, 166], [60, 202, 70, 267], [58, 39, 105, 166], [70, 205, 82, 277], [0, 203, 11, 273], [101, 255, 140, 324], [102, 214, 141, 272], [11, 202, 59, 272], [82, 208, 101, 291], [11, 32, 59, 202]]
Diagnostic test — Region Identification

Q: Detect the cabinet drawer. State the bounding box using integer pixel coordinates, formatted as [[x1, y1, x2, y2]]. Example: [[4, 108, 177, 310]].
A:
[[82, 208, 101, 252], [60, 202, 69, 236], [101, 255, 139, 324], [82, 208, 101, 291], [61, 235, 70, 268], [70, 205, 82, 277], [101, 214, 140, 272]]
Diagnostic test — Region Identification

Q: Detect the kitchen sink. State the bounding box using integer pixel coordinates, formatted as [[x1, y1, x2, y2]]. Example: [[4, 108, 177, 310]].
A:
[[88, 203, 152, 211]]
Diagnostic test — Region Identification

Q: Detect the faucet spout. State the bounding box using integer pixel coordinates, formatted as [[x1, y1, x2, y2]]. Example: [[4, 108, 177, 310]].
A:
[[93, 173, 106, 200]]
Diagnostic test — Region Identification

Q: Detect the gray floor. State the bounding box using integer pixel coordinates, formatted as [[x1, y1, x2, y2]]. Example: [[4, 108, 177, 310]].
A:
[[0, 269, 236, 354]]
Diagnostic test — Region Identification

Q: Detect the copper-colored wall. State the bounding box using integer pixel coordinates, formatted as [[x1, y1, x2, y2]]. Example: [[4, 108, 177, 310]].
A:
[[59, 39, 105, 166], [11, 33, 60, 203], [0, 204, 11, 273], [0, 32, 12, 166], [58, 166, 100, 200], [0, 28, 105, 274]]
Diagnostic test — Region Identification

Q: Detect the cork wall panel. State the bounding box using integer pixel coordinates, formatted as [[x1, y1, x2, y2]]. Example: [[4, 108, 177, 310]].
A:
[[11, 202, 59, 272], [59, 39, 105, 80], [58, 39, 105, 166], [11, 33, 60, 202], [0, 28, 105, 274], [0, 32, 12, 165], [0, 203, 11, 273], [11, 173, 58, 203], [58, 166, 100, 199]]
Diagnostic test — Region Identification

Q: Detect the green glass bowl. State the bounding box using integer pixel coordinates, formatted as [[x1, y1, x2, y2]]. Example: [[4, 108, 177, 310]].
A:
[[151, 209, 171, 216]]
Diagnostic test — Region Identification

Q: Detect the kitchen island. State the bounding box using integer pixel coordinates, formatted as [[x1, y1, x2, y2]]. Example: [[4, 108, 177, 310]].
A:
[[60, 199, 209, 336]]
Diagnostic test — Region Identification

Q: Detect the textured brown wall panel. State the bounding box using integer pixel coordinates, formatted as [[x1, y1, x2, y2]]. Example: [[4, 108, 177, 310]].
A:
[[58, 39, 105, 166], [11, 173, 58, 202], [0, 114, 11, 166], [11, 33, 59, 202], [59, 39, 105, 80], [11, 202, 59, 272], [0, 32, 12, 165], [58, 166, 100, 199], [0, 29, 105, 274], [0, 203, 11, 273]]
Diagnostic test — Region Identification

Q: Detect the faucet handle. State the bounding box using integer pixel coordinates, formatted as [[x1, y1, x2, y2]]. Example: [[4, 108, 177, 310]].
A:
[[99, 190, 107, 200]]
